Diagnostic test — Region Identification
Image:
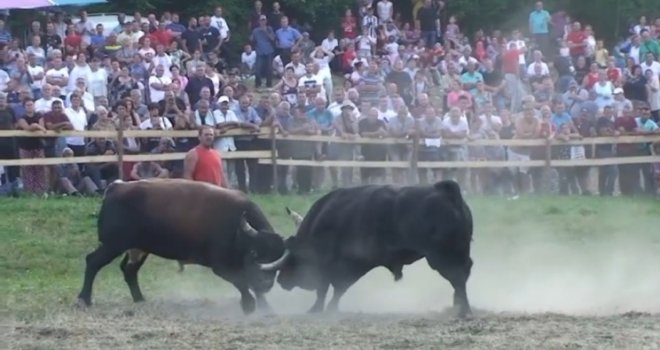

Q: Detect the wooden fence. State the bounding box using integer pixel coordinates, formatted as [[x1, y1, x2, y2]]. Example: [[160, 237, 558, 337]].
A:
[[0, 127, 659, 186]]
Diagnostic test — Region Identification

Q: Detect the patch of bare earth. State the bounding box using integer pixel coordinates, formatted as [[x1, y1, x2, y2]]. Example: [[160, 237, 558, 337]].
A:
[[5, 300, 660, 350]]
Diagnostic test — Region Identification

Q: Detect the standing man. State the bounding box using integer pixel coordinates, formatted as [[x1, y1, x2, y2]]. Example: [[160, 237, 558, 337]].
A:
[[416, 0, 440, 49], [183, 125, 229, 188], [529, 1, 552, 56], [250, 15, 276, 90], [275, 16, 302, 66]]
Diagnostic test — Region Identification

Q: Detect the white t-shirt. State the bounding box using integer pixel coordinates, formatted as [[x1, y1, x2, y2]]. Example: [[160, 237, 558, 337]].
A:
[[139, 117, 173, 130], [138, 47, 156, 58], [35, 97, 63, 114], [478, 114, 503, 132], [441, 118, 470, 136], [241, 51, 257, 69], [64, 107, 88, 146], [67, 64, 92, 93], [148, 75, 172, 103], [526, 61, 550, 76], [212, 109, 238, 152], [377, 1, 393, 22], [640, 61, 660, 78], [87, 69, 108, 97], [299, 74, 325, 97], [321, 38, 338, 52], [151, 54, 173, 77], [45, 67, 69, 89], [210, 16, 230, 40], [27, 65, 45, 90]]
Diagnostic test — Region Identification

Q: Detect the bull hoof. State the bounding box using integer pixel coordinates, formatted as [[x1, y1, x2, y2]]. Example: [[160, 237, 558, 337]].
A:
[[241, 297, 256, 315], [133, 296, 146, 303], [307, 304, 324, 313], [457, 308, 473, 320], [75, 298, 90, 308]]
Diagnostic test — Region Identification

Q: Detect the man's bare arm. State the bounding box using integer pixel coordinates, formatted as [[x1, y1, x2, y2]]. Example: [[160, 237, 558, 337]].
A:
[[183, 150, 198, 180]]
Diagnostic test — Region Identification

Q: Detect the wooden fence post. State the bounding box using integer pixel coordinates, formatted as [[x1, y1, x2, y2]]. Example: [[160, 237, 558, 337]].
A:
[[269, 126, 278, 190], [411, 133, 419, 182], [544, 137, 552, 173], [116, 123, 125, 181]]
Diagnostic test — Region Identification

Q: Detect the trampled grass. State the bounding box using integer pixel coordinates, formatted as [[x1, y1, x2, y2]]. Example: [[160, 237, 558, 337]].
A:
[[1, 193, 659, 320]]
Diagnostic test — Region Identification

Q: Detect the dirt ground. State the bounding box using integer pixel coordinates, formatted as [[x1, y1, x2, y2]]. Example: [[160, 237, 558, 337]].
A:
[[5, 301, 660, 350]]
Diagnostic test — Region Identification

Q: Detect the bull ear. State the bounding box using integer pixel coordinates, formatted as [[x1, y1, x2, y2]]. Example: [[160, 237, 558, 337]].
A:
[[239, 212, 259, 237], [285, 206, 304, 227]]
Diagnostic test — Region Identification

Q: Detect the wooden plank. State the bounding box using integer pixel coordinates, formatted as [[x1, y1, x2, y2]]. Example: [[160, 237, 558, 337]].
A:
[[258, 159, 411, 168], [123, 150, 272, 162], [551, 156, 660, 166], [0, 155, 117, 166], [0, 127, 270, 138], [258, 134, 413, 145], [0, 150, 273, 166]]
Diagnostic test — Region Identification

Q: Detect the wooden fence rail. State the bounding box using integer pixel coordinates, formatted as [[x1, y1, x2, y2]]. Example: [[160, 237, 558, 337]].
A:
[[0, 128, 658, 179]]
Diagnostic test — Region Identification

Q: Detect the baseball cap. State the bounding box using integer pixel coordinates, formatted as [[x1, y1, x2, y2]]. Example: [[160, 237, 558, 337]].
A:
[[613, 87, 623, 94], [218, 96, 230, 104]]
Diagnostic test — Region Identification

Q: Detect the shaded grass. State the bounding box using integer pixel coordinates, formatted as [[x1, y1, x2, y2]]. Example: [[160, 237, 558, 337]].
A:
[[1, 194, 659, 320]]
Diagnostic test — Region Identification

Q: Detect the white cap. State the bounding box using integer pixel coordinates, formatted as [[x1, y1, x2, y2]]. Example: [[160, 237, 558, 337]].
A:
[[218, 96, 230, 104], [613, 87, 624, 94]]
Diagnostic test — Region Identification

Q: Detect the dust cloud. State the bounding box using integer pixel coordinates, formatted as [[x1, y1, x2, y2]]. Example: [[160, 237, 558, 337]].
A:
[[264, 226, 660, 316], [144, 223, 660, 318]]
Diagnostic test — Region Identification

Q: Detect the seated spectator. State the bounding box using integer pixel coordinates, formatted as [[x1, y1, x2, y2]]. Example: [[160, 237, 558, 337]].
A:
[[84, 137, 118, 190], [130, 160, 169, 180], [57, 147, 99, 196]]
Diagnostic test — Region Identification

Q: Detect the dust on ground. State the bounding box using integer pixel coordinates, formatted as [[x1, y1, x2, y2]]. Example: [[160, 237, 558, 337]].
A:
[[5, 302, 660, 350]]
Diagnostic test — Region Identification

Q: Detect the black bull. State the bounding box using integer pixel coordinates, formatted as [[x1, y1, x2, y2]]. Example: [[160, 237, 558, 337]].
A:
[[261, 180, 474, 317], [76, 179, 287, 315]]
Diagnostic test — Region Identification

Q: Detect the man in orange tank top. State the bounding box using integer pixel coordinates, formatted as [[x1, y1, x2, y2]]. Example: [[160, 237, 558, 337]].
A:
[[183, 125, 229, 187]]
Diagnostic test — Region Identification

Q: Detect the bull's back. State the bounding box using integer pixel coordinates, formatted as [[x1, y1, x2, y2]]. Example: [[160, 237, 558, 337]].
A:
[[96, 179, 252, 259]]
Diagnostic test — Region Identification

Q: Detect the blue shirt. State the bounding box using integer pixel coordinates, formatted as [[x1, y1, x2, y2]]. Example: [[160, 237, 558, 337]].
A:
[[636, 117, 659, 132], [166, 23, 187, 34], [275, 27, 301, 49], [307, 108, 333, 129], [551, 112, 573, 129], [529, 10, 550, 34], [251, 26, 275, 55]]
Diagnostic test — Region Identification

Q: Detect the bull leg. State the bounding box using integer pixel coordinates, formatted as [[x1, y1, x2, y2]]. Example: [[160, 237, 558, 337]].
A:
[[177, 261, 185, 273], [119, 250, 149, 302], [308, 281, 329, 313], [426, 254, 473, 318], [76, 244, 124, 306], [212, 267, 256, 315], [254, 291, 272, 313]]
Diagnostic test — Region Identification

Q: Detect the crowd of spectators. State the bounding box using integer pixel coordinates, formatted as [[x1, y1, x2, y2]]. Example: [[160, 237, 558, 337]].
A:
[[0, 0, 659, 198]]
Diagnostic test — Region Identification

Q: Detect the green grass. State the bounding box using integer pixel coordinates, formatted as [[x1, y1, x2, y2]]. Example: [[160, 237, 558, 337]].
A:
[[2, 194, 659, 320]]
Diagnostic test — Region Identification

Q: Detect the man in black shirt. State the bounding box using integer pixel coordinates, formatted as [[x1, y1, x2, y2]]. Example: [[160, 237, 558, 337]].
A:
[[199, 17, 221, 56], [181, 18, 201, 54], [0, 92, 18, 193], [416, 0, 441, 48], [481, 58, 506, 110], [185, 64, 215, 106]]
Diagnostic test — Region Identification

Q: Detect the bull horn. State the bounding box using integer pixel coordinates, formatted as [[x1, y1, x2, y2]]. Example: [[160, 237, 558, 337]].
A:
[[259, 250, 290, 271], [240, 215, 259, 237], [285, 207, 304, 227]]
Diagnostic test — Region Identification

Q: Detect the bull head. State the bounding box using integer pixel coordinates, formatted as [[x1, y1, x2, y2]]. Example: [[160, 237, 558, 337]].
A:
[[259, 249, 290, 271], [239, 214, 259, 237], [285, 207, 303, 227]]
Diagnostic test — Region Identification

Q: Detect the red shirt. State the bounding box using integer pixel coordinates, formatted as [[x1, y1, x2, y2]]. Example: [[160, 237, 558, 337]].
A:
[[150, 30, 173, 47], [192, 145, 225, 187], [567, 30, 587, 56], [64, 34, 82, 51], [584, 72, 599, 89], [607, 67, 621, 83], [342, 16, 357, 39], [502, 49, 521, 75]]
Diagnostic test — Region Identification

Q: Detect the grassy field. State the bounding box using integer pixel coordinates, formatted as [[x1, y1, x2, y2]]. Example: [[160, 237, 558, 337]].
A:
[[2, 193, 660, 349]]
